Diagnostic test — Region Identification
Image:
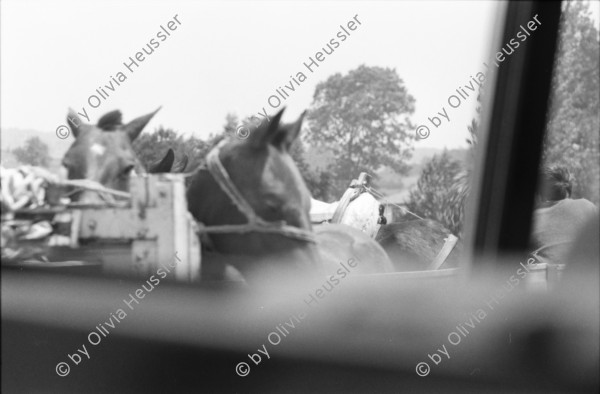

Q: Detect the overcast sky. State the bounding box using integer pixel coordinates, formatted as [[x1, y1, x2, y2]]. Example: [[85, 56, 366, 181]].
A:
[[2, 0, 596, 150]]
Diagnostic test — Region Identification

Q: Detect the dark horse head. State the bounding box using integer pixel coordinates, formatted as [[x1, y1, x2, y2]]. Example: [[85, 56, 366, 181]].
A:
[[186, 108, 321, 283], [62, 108, 160, 202]]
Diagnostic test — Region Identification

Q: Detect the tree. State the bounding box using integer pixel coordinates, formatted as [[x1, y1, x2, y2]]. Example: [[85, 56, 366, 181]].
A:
[[133, 114, 232, 173], [405, 151, 464, 235], [466, 88, 483, 150], [446, 87, 485, 235], [543, 0, 600, 205], [304, 65, 416, 196], [13, 137, 50, 167], [133, 127, 186, 169], [404, 83, 483, 237], [289, 139, 332, 201], [222, 113, 241, 138]]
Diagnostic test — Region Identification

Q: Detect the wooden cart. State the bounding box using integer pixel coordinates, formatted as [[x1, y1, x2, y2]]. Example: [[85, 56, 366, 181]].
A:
[[2, 174, 201, 282]]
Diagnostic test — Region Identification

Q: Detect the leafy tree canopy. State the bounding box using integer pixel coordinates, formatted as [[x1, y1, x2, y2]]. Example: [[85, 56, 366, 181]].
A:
[[544, 0, 600, 205], [133, 116, 231, 173], [406, 150, 465, 235], [304, 65, 416, 196], [13, 136, 50, 167]]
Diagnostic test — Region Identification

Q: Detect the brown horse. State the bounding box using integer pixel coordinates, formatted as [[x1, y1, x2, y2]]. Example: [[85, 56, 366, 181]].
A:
[[63, 106, 392, 284], [330, 190, 462, 271], [186, 108, 393, 285], [186, 109, 321, 283], [376, 220, 461, 271], [63, 108, 185, 202]]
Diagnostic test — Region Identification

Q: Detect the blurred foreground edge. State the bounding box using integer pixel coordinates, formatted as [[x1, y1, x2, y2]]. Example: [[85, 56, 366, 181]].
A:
[[1, 216, 597, 393]]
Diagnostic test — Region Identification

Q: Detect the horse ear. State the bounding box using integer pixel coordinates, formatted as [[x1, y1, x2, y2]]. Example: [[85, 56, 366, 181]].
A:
[[97, 110, 123, 131], [148, 148, 174, 173], [123, 107, 161, 141], [171, 154, 189, 173], [248, 107, 285, 148], [270, 110, 306, 151], [67, 108, 83, 138]]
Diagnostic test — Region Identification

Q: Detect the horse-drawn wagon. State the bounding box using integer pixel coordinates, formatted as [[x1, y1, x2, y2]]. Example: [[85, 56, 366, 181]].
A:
[[310, 171, 566, 289], [1, 166, 565, 290], [1, 107, 564, 291], [1, 171, 200, 282]]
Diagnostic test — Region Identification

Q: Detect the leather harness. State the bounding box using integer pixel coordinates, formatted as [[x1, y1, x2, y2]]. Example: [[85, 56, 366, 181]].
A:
[[195, 141, 316, 244]]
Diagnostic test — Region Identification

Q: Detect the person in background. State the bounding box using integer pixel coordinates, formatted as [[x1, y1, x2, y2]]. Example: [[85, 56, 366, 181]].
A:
[[530, 165, 598, 265]]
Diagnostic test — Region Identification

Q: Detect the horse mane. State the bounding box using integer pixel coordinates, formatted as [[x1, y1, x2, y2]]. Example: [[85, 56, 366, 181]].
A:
[[97, 110, 123, 131]]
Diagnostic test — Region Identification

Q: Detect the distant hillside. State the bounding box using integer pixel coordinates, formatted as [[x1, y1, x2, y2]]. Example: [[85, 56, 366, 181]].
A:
[[302, 143, 470, 203], [0, 150, 20, 168], [1, 128, 70, 159], [376, 147, 470, 203], [408, 147, 439, 165], [302, 145, 464, 171], [1, 127, 470, 204]]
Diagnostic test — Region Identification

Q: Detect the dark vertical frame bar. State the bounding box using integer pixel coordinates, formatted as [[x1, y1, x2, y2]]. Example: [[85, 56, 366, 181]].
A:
[[470, 1, 563, 268]]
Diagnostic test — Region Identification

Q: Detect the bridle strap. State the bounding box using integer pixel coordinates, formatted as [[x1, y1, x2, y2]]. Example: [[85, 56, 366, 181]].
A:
[[196, 222, 317, 242], [197, 141, 316, 243], [205, 141, 262, 225]]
